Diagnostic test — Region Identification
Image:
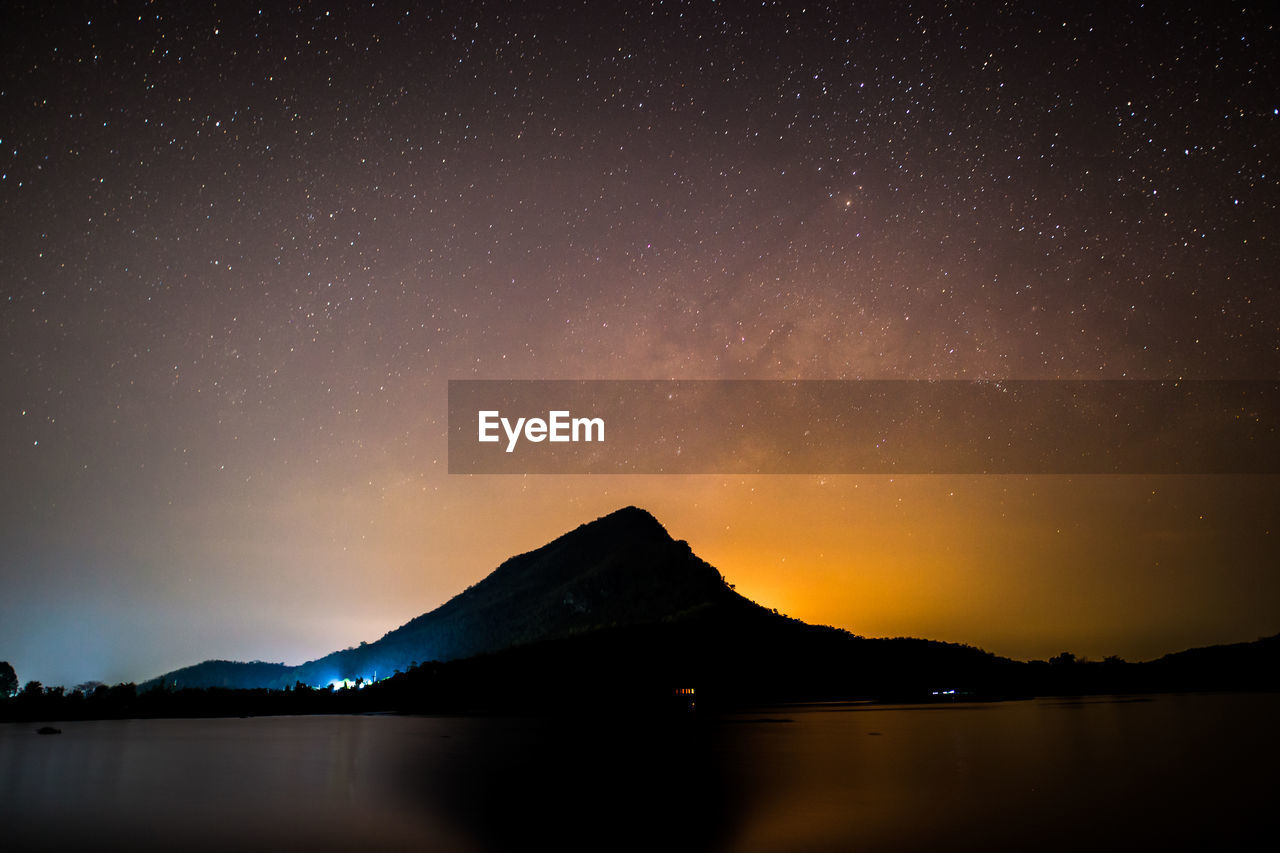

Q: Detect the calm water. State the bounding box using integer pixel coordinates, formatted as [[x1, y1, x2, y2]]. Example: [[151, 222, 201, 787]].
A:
[[2, 693, 1276, 851]]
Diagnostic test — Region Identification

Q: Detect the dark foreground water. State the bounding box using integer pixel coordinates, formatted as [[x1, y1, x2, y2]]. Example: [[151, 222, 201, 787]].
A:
[[2, 693, 1276, 852]]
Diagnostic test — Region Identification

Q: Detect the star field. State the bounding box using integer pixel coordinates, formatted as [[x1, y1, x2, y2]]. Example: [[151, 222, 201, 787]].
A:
[[2, 1, 1277, 686]]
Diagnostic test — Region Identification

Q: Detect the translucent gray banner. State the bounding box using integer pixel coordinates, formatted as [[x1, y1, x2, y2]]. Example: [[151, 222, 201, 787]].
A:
[[447, 380, 1280, 474]]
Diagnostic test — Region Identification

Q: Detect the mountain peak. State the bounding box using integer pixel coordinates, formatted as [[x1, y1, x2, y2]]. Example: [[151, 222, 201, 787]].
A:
[[485, 505, 715, 600], [592, 505, 664, 528], [581, 502, 665, 527], [149, 506, 738, 690], [557, 505, 674, 548]]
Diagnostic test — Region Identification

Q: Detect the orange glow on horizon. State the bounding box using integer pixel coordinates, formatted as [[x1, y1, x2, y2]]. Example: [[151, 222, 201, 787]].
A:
[[284, 472, 1280, 668]]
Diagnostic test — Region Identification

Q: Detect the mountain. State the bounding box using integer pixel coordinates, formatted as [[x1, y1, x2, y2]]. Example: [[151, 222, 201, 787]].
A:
[[119, 507, 1280, 702], [1141, 632, 1280, 691], [147, 506, 1007, 696], [145, 507, 774, 690], [288, 505, 755, 687], [143, 659, 293, 691]]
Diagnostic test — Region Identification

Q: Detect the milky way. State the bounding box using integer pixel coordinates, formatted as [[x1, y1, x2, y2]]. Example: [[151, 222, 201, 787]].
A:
[[2, 1, 1276, 686]]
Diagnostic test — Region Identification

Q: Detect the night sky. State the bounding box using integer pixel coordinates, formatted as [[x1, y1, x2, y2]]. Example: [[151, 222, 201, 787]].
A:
[[2, 1, 1277, 688]]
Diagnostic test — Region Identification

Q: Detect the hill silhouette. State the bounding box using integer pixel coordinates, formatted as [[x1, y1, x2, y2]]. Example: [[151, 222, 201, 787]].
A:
[[146, 507, 1008, 695], [146, 508, 757, 688], [141, 507, 1275, 704]]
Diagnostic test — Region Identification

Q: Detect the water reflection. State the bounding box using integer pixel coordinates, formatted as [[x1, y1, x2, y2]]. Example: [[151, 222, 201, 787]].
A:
[[2, 693, 1276, 851], [398, 715, 742, 852]]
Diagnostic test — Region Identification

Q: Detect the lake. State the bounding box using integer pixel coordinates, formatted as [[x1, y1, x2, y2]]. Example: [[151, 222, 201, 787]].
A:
[[2, 692, 1275, 851]]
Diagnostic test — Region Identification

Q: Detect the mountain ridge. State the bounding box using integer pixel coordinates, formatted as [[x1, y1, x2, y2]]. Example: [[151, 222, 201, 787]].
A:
[[146, 506, 777, 690], [141, 507, 1279, 698]]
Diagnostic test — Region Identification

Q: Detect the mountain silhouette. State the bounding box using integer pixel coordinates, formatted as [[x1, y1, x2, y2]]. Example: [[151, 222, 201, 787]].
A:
[[148, 507, 803, 690], [119, 507, 1280, 702]]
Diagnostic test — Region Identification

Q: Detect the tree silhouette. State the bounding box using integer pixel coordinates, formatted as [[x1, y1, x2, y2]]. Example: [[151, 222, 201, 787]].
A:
[[0, 661, 16, 698]]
